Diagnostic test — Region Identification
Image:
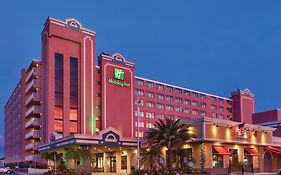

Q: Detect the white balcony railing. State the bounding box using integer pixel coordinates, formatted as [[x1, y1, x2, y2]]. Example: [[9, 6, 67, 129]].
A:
[[25, 130, 40, 139], [25, 67, 38, 83], [25, 142, 38, 150], [25, 118, 40, 128], [25, 93, 39, 106], [25, 79, 39, 94], [25, 106, 40, 118]]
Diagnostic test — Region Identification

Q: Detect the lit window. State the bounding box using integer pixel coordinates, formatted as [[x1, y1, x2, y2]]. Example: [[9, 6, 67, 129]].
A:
[[156, 84, 164, 90], [146, 81, 154, 88], [135, 79, 144, 86]]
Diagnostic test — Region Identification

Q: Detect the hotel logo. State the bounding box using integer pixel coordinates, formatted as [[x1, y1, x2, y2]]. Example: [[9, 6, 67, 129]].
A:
[[114, 67, 124, 80]]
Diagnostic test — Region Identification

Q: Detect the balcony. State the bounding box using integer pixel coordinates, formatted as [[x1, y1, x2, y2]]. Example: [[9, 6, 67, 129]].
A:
[[25, 130, 40, 139], [25, 93, 40, 106], [25, 67, 39, 83], [25, 79, 39, 94], [25, 106, 41, 118], [25, 142, 39, 151], [25, 154, 40, 161], [25, 118, 41, 129]]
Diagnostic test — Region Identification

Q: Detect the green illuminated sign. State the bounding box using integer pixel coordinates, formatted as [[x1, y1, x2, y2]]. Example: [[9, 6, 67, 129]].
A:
[[114, 67, 124, 80]]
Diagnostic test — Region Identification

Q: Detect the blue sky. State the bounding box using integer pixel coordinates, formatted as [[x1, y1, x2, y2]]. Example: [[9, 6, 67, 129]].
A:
[[0, 0, 281, 157]]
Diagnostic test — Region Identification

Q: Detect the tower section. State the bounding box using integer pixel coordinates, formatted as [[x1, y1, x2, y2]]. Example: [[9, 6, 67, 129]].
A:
[[41, 17, 97, 141], [99, 53, 135, 138], [231, 88, 255, 123]]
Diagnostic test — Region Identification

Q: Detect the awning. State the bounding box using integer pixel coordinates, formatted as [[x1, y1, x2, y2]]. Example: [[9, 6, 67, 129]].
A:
[[265, 146, 281, 154], [244, 148, 260, 156], [213, 146, 230, 155]]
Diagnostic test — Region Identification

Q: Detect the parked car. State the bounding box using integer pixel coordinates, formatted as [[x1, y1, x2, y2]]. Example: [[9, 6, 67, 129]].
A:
[[0, 166, 13, 174]]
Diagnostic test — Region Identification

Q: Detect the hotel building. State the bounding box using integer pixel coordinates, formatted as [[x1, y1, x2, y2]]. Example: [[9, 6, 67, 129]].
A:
[[4, 17, 281, 174]]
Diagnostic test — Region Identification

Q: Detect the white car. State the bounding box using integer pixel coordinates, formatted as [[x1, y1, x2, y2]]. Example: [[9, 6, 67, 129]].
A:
[[0, 166, 13, 174]]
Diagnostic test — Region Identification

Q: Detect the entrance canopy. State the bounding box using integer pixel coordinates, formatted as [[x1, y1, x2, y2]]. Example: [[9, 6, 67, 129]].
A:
[[39, 127, 138, 152], [244, 148, 260, 156], [213, 146, 230, 155], [266, 146, 281, 154]]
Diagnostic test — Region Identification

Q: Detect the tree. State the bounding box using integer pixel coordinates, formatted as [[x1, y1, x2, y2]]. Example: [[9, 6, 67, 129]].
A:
[[141, 147, 162, 170], [145, 118, 194, 169], [42, 152, 64, 169], [65, 147, 93, 171]]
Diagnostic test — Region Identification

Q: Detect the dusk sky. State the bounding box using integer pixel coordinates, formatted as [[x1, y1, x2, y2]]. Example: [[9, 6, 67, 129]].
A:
[[0, 1, 281, 157]]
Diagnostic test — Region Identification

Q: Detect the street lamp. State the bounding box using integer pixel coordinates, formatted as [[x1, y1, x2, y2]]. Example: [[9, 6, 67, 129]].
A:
[[136, 96, 142, 174]]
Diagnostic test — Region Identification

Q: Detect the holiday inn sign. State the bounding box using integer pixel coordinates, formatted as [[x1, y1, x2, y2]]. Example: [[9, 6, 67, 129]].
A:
[[108, 67, 130, 87]]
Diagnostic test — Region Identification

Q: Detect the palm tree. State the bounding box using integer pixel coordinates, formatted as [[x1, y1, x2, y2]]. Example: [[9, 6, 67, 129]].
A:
[[42, 152, 64, 169], [141, 147, 162, 170], [145, 118, 194, 169], [65, 147, 93, 171]]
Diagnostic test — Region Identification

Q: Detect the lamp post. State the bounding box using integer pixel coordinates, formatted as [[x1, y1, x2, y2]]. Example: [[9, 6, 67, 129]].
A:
[[136, 96, 141, 174]]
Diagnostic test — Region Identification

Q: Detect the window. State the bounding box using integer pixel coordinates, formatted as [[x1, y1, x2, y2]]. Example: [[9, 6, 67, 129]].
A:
[[146, 102, 155, 108], [121, 156, 127, 170], [175, 88, 182, 94], [166, 105, 174, 111], [175, 106, 182, 112], [135, 79, 144, 86], [146, 81, 154, 88], [96, 154, 104, 169], [175, 97, 182, 103], [55, 53, 63, 107], [192, 110, 199, 115], [217, 114, 224, 119], [184, 108, 191, 114], [218, 106, 224, 111], [192, 92, 199, 98], [135, 131, 144, 137], [70, 109, 78, 121], [218, 98, 224, 104], [54, 120, 63, 132], [192, 101, 199, 106], [184, 90, 190, 96], [146, 91, 154, 98], [212, 148, 224, 168], [70, 57, 78, 123], [200, 102, 206, 108], [166, 95, 174, 102], [135, 89, 144, 96], [135, 110, 144, 117], [135, 121, 144, 127], [211, 96, 217, 102], [54, 107, 63, 119], [156, 114, 165, 120], [156, 83, 164, 90], [146, 123, 154, 128], [156, 93, 164, 100], [166, 86, 173, 92], [200, 94, 206, 99], [146, 112, 155, 118], [184, 99, 191, 105], [156, 103, 164, 109], [70, 121, 78, 133], [201, 111, 206, 116], [211, 105, 217, 110]]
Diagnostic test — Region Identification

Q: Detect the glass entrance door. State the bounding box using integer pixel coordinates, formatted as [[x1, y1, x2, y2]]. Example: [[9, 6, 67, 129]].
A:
[[109, 156, 116, 172], [229, 149, 238, 172]]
